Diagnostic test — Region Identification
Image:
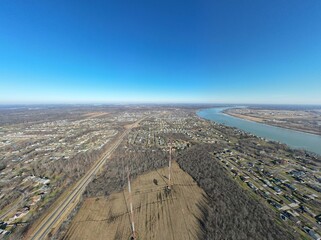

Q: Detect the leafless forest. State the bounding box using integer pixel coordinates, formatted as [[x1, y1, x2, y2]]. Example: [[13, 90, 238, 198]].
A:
[[176, 143, 296, 240]]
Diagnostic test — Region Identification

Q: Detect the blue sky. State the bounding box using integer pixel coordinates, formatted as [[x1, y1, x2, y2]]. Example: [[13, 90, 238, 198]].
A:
[[0, 0, 321, 104]]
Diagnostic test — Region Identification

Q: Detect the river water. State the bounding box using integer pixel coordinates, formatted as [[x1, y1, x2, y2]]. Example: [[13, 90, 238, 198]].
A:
[[197, 108, 321, 155]]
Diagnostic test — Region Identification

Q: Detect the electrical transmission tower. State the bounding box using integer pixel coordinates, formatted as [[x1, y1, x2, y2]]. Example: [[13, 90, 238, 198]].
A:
[[127, 168, 137, 240], [167, 139, 173, 190]]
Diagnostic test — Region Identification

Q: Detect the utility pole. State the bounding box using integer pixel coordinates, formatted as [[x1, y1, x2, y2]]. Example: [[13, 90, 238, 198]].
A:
[[168, 140, 172, 190], [127, 169, 136, 240]]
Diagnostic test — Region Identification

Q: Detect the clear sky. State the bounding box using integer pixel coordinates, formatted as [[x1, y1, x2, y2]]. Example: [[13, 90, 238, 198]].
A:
[[0, 0, 321, 104]]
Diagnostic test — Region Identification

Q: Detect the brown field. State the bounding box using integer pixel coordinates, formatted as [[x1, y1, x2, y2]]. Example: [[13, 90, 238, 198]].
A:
[[64, 162, 208, 240], [83, 112, 110, 118]]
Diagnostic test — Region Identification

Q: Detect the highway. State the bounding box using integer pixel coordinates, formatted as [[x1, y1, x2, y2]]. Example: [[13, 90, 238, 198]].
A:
[[27, 117, 145, 240]]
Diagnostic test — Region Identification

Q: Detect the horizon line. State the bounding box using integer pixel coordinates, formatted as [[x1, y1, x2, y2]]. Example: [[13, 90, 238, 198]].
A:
[[1, 102, 321, 107]]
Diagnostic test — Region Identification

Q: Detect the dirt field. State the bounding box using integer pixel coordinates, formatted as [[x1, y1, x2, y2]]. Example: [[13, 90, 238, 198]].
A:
[[83, 112, 110, 118], [64, 162, 208, 240]]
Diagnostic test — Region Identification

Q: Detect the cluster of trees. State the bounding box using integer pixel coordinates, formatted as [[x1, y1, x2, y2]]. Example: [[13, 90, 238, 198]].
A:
[[0, 189, 21, 211], [84, 145, 167, 197], [176, 143, 296, 240]]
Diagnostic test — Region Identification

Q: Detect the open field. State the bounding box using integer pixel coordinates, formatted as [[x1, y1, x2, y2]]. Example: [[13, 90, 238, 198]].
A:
[[225, 108, 321, 135], [64, 162, 208, 240], [83, 112, 110, 119]]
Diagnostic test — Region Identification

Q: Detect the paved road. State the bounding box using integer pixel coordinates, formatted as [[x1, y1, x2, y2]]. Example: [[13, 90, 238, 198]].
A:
[[28, 117, 145, 240]]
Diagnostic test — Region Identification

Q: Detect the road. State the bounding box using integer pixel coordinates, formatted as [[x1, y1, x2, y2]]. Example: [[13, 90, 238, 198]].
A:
[[27, 117, 145, 240]]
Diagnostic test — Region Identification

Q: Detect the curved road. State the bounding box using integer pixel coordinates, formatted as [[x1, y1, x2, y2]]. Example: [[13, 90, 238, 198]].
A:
[[28, 117, 145, 240]]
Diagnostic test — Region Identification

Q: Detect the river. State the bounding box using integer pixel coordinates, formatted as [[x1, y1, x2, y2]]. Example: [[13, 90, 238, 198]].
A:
[[197, 107, 321, 155]]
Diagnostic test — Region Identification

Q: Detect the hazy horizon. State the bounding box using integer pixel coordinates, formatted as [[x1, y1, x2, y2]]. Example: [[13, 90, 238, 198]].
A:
[[1, 102, 321, 108]]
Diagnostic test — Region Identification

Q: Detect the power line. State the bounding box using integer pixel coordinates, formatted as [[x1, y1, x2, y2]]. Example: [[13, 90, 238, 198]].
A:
[[127, 167, 137, 240]]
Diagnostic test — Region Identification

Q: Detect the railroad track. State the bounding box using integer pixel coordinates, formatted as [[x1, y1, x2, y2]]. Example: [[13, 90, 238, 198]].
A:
[[28, 117, 146, 240]]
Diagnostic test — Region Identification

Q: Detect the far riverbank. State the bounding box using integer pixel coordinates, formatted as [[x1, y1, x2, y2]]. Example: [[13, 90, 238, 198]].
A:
[[223, 109, 321, 137], [197, 107, 321, 156]]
